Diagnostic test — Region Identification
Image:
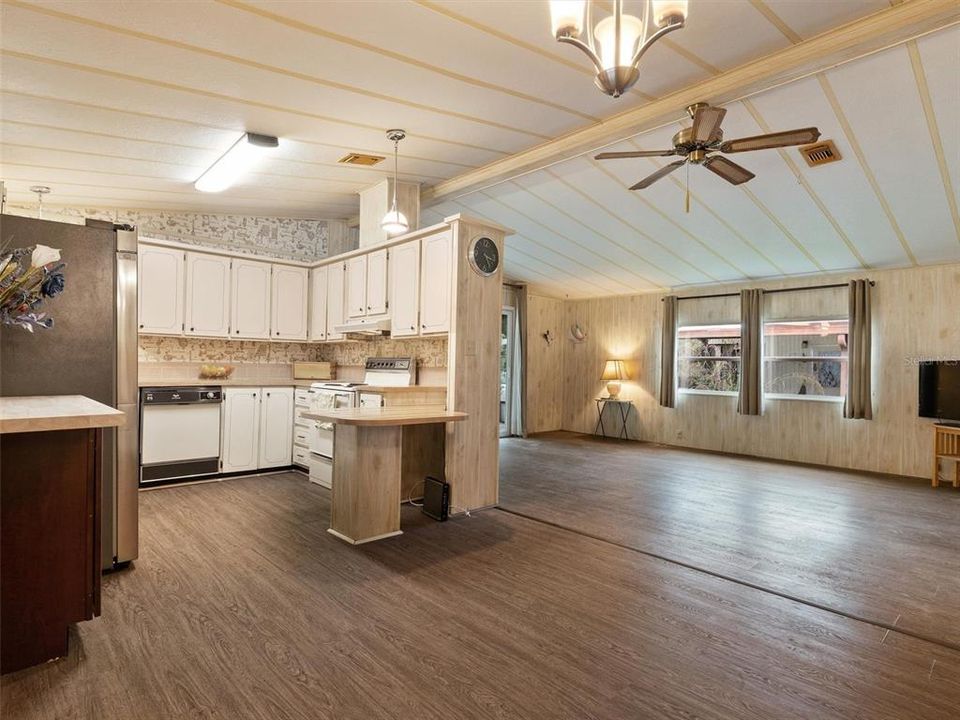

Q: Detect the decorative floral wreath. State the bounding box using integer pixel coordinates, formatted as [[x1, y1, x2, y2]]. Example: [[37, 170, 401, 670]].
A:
[[0, 243, 66, 332]]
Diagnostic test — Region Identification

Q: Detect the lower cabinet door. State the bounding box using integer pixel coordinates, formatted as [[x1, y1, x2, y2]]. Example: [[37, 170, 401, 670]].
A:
[[259, 387, 294, 468], [221, 389, 261, 473]]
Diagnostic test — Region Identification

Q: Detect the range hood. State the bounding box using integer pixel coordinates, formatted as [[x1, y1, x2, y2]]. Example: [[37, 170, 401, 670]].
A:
[[333, 316, 392, 336]]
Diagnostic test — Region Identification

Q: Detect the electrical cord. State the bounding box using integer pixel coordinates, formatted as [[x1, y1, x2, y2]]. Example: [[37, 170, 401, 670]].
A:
[[406, 480, 424, 507]]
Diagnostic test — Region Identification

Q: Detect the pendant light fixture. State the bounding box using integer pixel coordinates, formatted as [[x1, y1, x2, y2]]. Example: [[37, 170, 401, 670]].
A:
[[381, 129, 409, 236], [550, 0, 688, 98]]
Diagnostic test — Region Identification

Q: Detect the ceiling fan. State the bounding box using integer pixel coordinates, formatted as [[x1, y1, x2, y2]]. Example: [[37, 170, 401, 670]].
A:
[[595, 102, 821, 190]]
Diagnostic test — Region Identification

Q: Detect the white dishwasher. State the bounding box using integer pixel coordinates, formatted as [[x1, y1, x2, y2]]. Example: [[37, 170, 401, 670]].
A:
[[140, 387, 223, 485]]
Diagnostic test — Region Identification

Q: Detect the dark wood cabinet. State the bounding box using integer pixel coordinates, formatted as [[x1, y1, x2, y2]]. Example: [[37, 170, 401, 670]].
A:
[[1, 428, 102, 674]]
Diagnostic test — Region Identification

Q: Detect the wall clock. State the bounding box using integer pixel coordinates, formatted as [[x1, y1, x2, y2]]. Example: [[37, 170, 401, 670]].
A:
[[468, 236, 500, 277]]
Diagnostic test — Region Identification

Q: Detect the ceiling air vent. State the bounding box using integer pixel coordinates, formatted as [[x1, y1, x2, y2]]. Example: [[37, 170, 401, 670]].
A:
[[799, 140, 841, 167], [338, 153, 385, 166]]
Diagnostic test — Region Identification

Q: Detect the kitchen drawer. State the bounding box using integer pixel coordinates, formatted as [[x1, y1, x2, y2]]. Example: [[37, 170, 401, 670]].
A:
[[294, 388, 312, 404], [293, 427, 312, 447], [308, 454, 332, 489], [293, 445, 310, 467]]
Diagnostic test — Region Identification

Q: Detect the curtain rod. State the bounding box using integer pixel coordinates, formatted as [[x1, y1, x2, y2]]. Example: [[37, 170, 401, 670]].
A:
[[661, 280, 875, 302]]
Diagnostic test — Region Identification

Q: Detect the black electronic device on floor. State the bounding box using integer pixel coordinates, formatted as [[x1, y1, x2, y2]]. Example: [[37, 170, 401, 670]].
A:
[[422, 476, 449, 522]]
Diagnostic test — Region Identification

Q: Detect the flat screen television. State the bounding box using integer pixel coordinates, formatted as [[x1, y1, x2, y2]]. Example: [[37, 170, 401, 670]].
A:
[[918, 361, 960, 423]]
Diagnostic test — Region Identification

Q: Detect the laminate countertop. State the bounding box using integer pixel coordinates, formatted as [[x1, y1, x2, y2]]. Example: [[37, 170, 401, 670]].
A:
[[0, 395, 125, 434], [138, 379, 319, 388], [304, 406, 467, 427]]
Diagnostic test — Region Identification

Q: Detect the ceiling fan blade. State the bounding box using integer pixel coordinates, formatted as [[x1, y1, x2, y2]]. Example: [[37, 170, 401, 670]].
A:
[[719, 127, 821, 154], [703, 156, 755, 185], [691, 105, 726, 144], [629, 159, 687, 190], [595, 149, 676, 160]]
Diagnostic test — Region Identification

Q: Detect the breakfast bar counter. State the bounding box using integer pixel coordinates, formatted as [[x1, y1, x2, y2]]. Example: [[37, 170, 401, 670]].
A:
[[304, 406, 467, 544], [1, 396, 124, 674]]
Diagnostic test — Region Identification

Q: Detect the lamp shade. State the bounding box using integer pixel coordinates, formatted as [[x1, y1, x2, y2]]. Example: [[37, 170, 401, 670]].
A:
[[601, 359, 626, 381]]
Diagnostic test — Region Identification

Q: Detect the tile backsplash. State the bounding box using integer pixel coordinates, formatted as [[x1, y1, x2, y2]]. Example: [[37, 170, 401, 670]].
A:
[[139, 335, 448, 375]]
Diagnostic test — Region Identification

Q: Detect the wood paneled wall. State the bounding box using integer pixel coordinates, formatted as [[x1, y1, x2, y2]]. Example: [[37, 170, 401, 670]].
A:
[[560, 263, 960, 479], [445, 218, 507, 510], [525, 294, 565, 433]]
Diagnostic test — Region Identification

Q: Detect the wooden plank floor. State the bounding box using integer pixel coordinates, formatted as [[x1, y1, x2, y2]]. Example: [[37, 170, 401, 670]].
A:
[[500, 432, 960, 649], [4, 471, 960, 719]]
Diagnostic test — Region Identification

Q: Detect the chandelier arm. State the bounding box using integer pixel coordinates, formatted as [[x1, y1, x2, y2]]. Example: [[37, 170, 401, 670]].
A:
[[557, 35, 606, 75], [629, 18, 684, 68]]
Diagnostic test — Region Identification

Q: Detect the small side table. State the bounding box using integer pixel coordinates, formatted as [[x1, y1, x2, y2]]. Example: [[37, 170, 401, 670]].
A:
[[932, 424, 960, 488], [594, 398, 635, 440]]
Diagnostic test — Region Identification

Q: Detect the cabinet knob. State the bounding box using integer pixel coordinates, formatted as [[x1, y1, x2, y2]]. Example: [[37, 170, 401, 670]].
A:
[[276, 331, 280, 335], [236, 330, 240, 334], [190, 327, 195, 331], [410, 325, 415, 330], [422, 324, 426, 329]]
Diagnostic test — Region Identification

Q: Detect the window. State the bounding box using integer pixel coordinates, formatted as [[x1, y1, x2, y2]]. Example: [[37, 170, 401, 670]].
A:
[[763, 319, 848, 400], [677, 324, 741, 394]]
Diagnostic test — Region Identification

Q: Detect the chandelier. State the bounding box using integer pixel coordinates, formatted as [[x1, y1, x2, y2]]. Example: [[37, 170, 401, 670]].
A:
[[550, 0, 688, 97]]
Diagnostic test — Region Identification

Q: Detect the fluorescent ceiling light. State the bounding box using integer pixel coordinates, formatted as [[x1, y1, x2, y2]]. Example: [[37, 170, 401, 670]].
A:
[[194, 132, 279, 193]]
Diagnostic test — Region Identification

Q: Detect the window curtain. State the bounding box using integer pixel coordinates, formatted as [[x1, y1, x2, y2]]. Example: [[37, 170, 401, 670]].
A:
[[844, 279, 873, 420], [659, 295, 678, 408], [509, 286, 527, 437], [738, 288, 764, 416]]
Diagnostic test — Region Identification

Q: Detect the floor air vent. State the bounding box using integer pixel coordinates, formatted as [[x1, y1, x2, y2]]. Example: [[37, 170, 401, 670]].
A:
[[799, 140, 841, 167]]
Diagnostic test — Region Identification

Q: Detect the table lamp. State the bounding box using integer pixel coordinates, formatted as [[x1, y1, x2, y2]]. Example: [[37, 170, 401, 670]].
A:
[[602, 359, 627, 399]]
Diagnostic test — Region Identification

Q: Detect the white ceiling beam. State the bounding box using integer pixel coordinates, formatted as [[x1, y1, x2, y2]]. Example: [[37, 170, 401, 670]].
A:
[[423, 0, 960, 203]]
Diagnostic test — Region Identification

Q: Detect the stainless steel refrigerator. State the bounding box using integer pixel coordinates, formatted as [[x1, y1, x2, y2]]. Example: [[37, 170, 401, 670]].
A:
[[0, 213, 139, 570]]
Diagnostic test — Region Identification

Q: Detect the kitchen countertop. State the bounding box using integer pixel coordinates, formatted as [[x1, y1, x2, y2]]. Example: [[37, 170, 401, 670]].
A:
[[0, 395, 125, 434], [304, 406, 467, 427], [138, 379, 319, 388], [360, 385, 447, 394], [138, 380, 445, 391]]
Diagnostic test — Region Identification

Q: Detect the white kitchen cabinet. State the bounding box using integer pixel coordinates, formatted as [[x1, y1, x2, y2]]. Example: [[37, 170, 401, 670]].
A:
[[271, 265, 308, 340], [138, 245, 184, 335], [326, 261, 346, 341], [258, 386, 293, 468], [184, 252, 230, 337], [346, 255, 367, 318], [231, 258, 272, 339], [221, 388, 261, 474], [308, 266, 329, 342], [389, 240, 420, 337], [419, 230, 452, 334], [366, 248, 389, 316]]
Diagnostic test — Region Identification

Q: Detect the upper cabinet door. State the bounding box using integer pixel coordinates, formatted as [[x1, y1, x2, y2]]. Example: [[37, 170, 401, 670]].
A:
[[138, 245, 185, 335], [346, 255, 367, 318], [184, 252, 230, 337], [231, 258, 272, 339], [326, 261, 346, 341], [389, 240, 419, 337], [366, 249, 389, 316], [308, 266, 329, 342], [271, 265, 309, 340], [420, 230, 452, 334]]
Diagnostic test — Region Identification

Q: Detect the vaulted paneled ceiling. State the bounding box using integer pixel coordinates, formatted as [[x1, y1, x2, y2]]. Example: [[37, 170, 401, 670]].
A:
[[1, 0, 958, 296]]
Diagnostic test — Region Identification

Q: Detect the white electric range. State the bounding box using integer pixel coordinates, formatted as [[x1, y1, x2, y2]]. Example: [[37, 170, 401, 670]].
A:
[[306, 357, 416, 487]]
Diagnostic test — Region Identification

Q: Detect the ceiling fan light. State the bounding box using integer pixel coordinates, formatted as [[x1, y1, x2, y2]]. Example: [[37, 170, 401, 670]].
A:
[[594, 14, 645, 71], [651, 0, 688, 27], [381, 208, 408, 236], [550, 0, 586, 37]]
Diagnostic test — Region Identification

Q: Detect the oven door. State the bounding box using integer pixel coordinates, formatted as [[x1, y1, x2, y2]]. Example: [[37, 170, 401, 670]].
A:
[[311, 390, 354, 459]]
